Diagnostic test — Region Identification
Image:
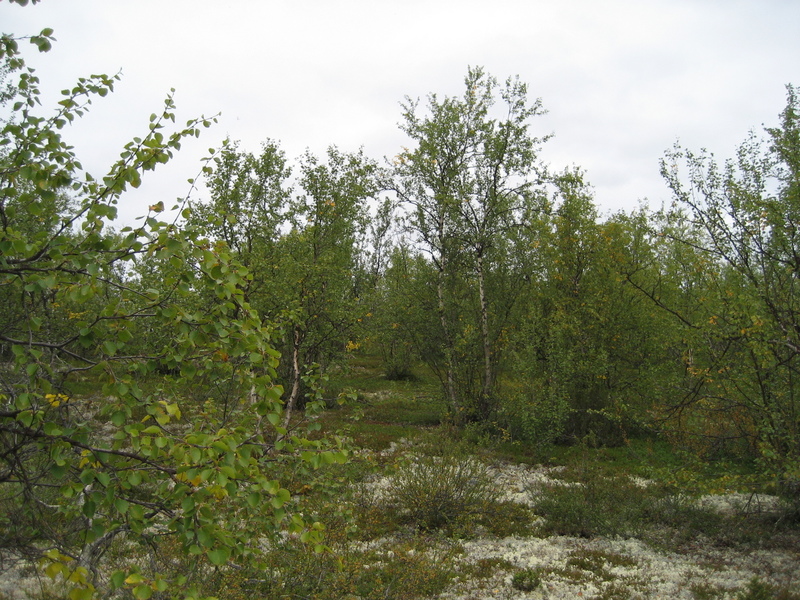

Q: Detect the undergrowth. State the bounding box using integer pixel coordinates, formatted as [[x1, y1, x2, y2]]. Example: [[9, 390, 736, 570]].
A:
[[387, 442, 494, 531], [6, 356, 800, 600]]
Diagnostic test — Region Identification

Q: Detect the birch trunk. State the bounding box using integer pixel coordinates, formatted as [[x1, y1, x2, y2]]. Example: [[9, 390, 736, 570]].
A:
[[281, 326, 302, 431], [437, 256, 458, 410], [476, 251, 493, 407]]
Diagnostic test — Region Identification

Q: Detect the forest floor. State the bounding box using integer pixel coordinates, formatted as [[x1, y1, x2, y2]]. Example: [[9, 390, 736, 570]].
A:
[[339, 438, 799, 599], [300, 356, 800, 600], [2, 356, 799, 600]]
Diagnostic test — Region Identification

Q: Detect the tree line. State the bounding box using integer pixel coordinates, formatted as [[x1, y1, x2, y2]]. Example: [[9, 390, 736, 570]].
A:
[[192, 68, 800, 479]]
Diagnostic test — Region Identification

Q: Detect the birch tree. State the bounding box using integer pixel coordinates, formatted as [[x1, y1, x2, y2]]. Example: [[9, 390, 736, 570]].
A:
[[393, 67, 548, 419]]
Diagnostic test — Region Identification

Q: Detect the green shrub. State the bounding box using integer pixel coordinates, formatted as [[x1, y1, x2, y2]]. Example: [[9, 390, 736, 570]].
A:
[[647, 492, 731, 547], [463, 557, 516, 580], [511, 567, 541, 591], [203, 538, 457, 600], [690, 582, 726, 600], [384, 361, 418, 381], [730, 576, 800, 600], [496, 389, 570, 447], [388, 444, 493, 530], [533, 460, 795, 551], [472, 500, 538, 538], [347, 545, 456, 599], [736, 578, 776, 600], [533, 467, 652, 538], [777, 477, 800, 523]]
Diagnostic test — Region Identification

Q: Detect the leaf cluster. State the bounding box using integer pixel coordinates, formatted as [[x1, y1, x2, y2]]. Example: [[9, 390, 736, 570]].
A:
[[0, 16, 348, 600]]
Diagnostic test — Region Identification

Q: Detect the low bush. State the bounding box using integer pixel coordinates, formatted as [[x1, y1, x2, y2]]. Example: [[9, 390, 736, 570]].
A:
[[532, 459, 800, 553], [511, 567, 541, 591], [471, 500, 538, 538], [533, 466, 652, 538], [387, 443, 493, 531], [345, 544, 456, 600], [735, 577, 800, 600], [199, 537, 457, 600], [777, 477, 800, 523]]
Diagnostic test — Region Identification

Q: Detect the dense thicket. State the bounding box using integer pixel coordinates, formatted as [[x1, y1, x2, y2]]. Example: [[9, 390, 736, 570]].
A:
[[1, 7, 798, 597], [186, 75, 800, 485]]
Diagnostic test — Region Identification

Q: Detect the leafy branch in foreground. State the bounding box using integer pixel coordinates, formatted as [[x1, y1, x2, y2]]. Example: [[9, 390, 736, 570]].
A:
[[0, 20, 345, 600]]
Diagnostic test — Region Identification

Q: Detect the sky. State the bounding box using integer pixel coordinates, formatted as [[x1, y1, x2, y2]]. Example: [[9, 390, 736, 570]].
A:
[[3, 0, 799, 225]]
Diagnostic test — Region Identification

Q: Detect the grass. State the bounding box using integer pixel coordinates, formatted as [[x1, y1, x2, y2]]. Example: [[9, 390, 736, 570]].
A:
[[314, 356, 447, 451], [360, 395, 445, 427]]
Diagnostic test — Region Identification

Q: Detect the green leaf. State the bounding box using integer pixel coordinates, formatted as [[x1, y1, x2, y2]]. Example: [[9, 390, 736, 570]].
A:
[[208, 546, 230, 566], [246, 492, 261, 508], [43, 422, 62, 436], [133, 585, 153, 600], [110, 571, 126, 589], [79, 470, 95, 485], [270, 488, 290, 509], [68, 587, 94, 600], [82, 498, 96, 518], [196, 527, 214, 548], [17, 410, 34, 428], [129, 504, 144, 521]]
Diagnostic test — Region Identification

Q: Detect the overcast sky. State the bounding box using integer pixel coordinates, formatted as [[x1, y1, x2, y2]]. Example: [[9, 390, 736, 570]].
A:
[[4, 0, 799, 224]]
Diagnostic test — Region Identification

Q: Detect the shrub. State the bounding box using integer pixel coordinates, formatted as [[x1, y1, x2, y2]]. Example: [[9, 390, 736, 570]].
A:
[[347, 545, 456, 600], [473, 500, 538, 538], [496, 389, 570, 447], [388, 444, 493, 530], [777, 476, 800, 523], [735, 578, 775, 600], [532, 459, 797, 551], [533, 467, 652, 538], [511, 567, 541, 592]]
